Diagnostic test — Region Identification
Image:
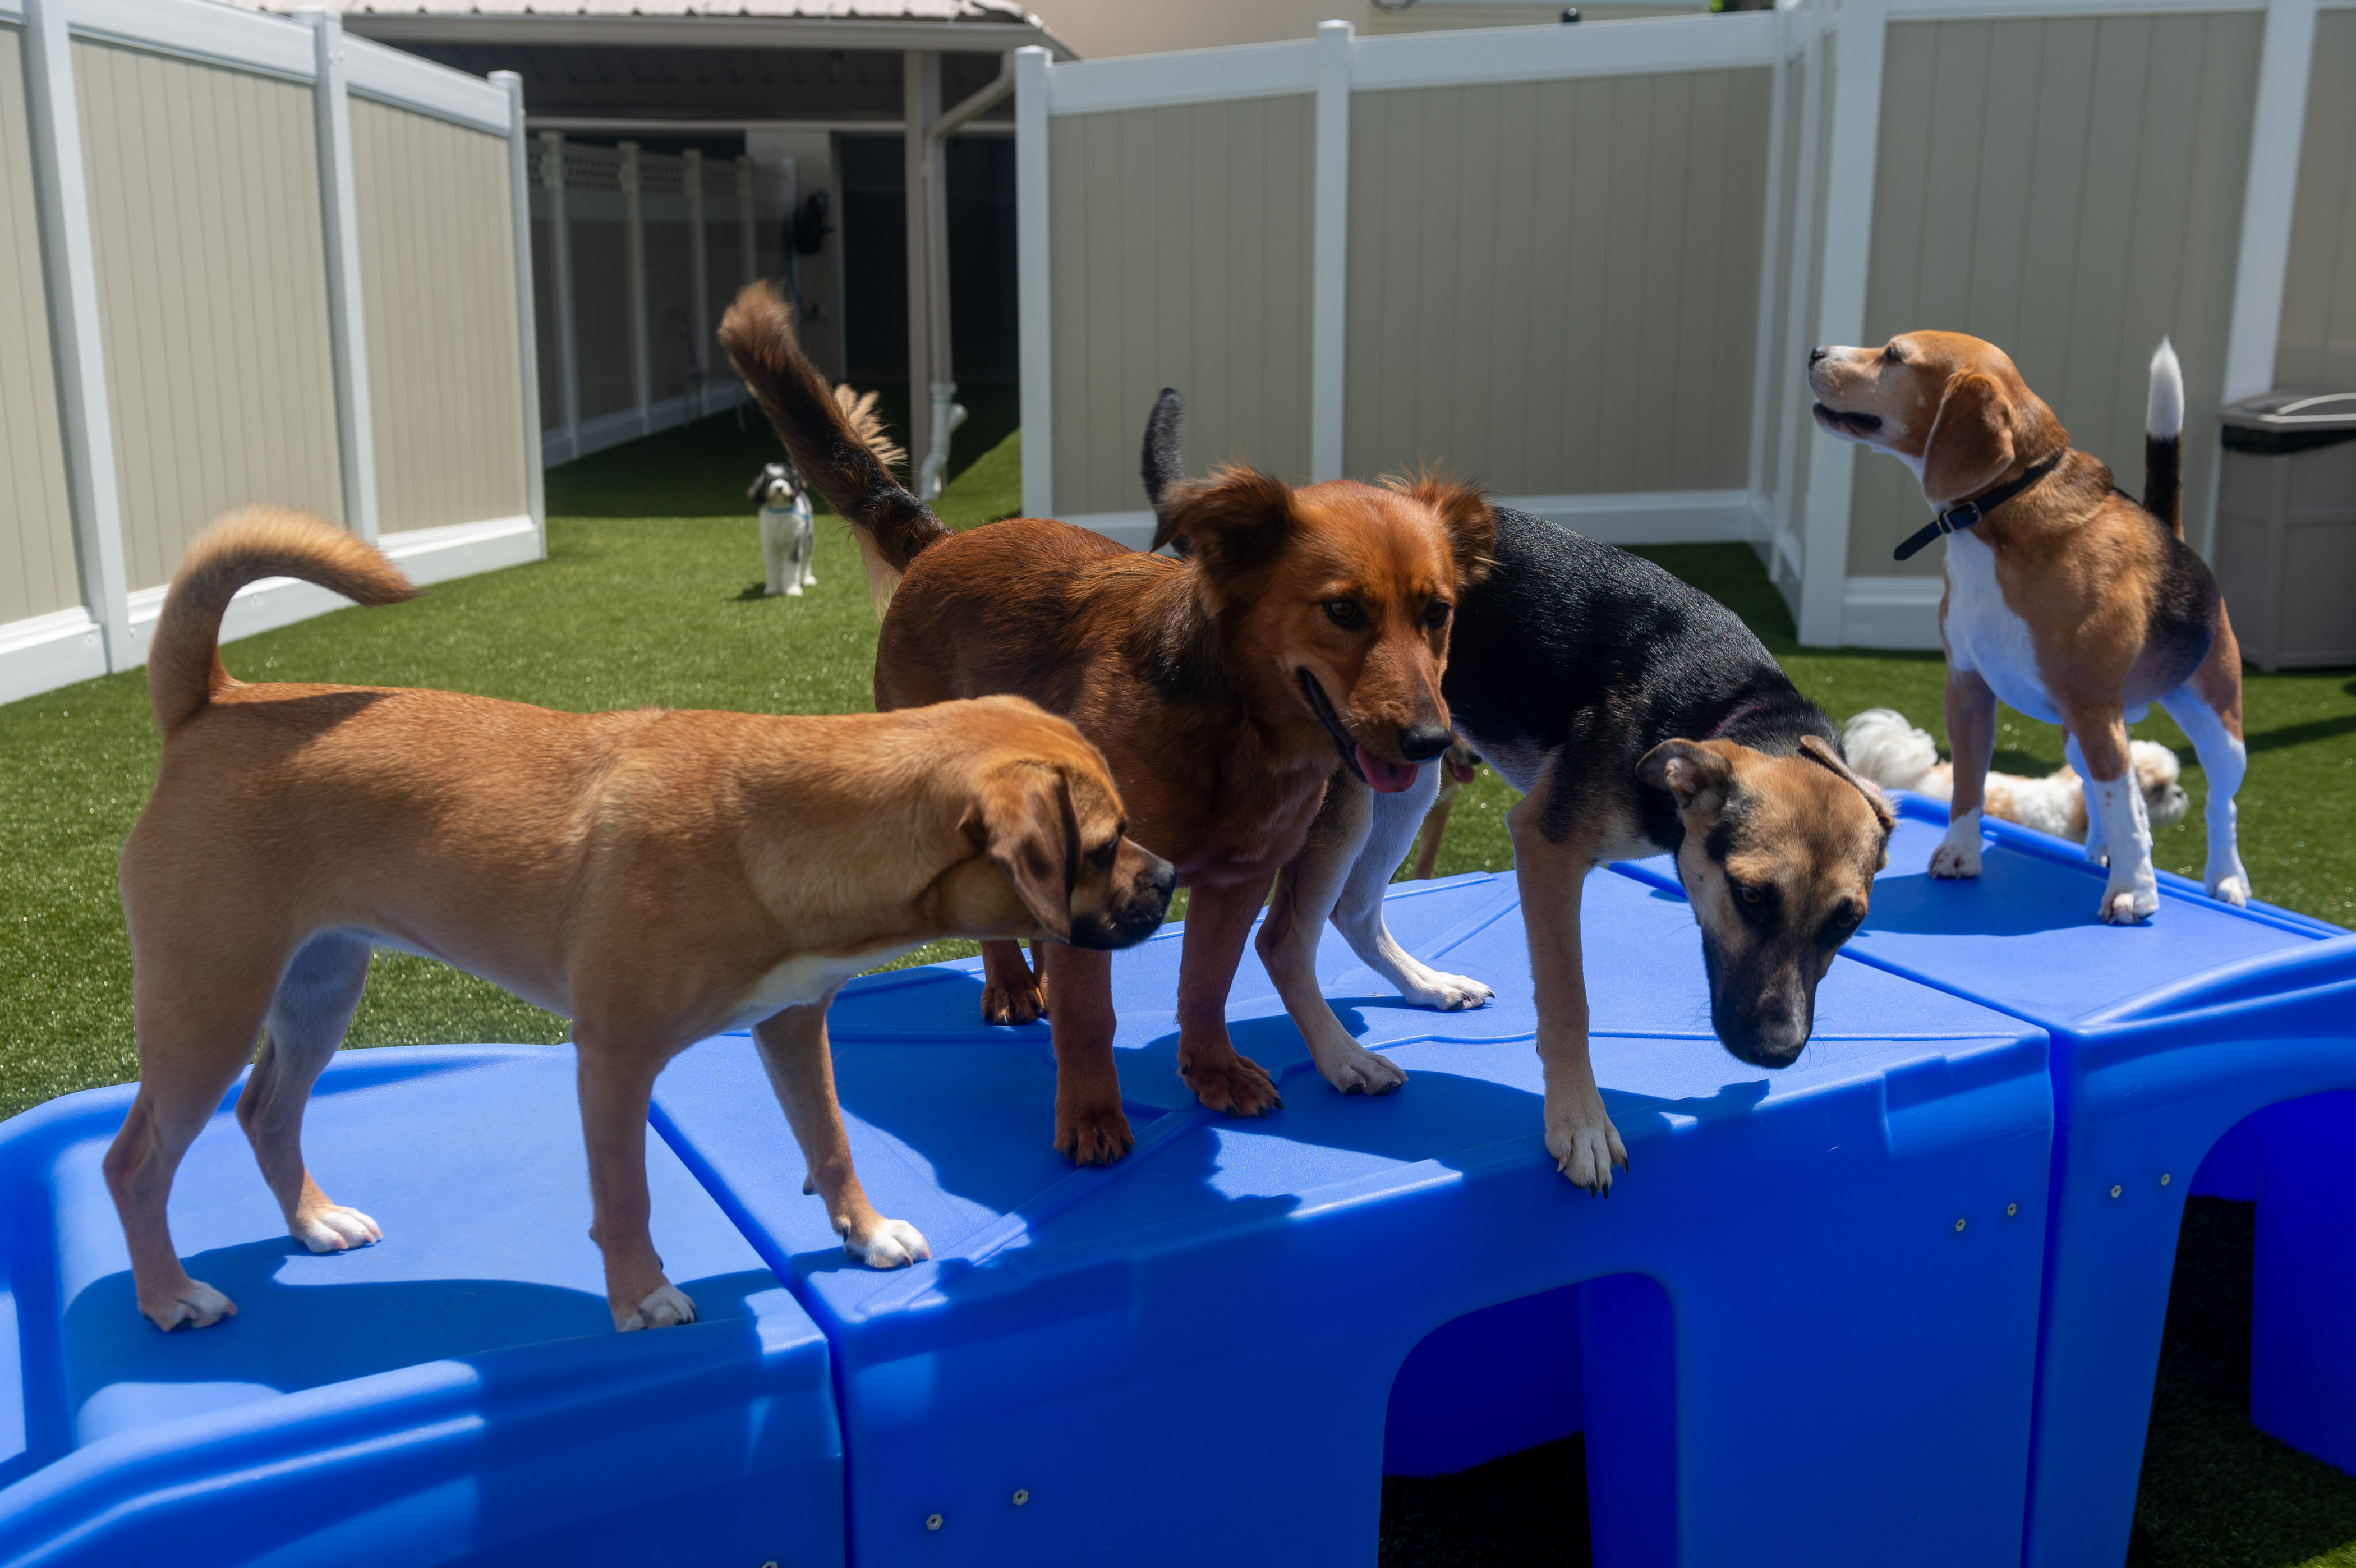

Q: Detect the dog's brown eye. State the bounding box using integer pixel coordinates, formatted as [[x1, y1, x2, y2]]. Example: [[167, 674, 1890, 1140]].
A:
[[1738, 884, 1762, 905], [1424, 600, 1451, 629], [1835, 904, 1862, 927], [1088, 840, 1117, 870], [1326, 600, 1365, 630]]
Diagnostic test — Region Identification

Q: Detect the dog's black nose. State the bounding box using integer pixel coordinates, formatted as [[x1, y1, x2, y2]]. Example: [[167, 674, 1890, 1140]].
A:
[[1809, 346, 1829, 364], [1398, 725, 1453, 764]]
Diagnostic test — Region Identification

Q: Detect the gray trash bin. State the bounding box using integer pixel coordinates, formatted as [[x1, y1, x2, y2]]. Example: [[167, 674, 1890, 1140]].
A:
[[2215, 390, 2356, 670]]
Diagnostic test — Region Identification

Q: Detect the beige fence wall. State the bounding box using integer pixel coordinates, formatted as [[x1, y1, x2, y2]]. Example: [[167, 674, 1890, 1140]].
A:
[[2277, 8, 2356, 392], [351, 99, 528, 536], [75, 39, 345, 593], [1047, 96, 1315, 516], [1343, 68, 1771, 495], [0, 24, 81, 627], [1847, 12, 2263, 577]]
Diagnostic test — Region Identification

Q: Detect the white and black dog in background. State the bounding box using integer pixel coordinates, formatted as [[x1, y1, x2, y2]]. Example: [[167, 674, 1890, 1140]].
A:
[[1141, 392, 1895, 1193], [751, 461, 818, 596]]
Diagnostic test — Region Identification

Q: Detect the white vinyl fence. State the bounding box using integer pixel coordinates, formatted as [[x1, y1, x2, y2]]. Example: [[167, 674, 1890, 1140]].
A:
[[0, 0, 540, 706], [531, 134, 760, 466], [1014, 0, 2356, 648]]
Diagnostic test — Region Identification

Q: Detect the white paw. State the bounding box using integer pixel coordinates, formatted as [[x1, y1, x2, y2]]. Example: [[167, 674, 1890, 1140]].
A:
[[1397, 969, 1494, 1011], [802, 573, 818, 587], [2100, 885, 2159, 924], [294, 1205, 382, 1253], [1929, 838, 1982, 879], [145, 1278, 237, 1331], [2209, 875, 2249, 908], [620, 1284, 698, 1331], [1544, 1097, 1629, 1195], [783, 583, 803, 597], [1318, 1043, 1407, 1097], [847, 1218, 931, 1270]]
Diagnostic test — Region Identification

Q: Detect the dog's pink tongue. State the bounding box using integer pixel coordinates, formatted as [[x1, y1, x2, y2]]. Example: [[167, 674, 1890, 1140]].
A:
[[1357, 744, 1421, 794]]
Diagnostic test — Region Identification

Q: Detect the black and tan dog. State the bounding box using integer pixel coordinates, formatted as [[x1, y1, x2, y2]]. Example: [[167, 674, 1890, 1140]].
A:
[[1144, 394, 1893, 1192], [111, 509, 1170, 1334], [1809, 332, 2245, 923], [720, 286, 1490, 1166]]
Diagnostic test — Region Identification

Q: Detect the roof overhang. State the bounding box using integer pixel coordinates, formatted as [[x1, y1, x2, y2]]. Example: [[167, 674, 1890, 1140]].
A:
[[338, 12, 1076, 58]]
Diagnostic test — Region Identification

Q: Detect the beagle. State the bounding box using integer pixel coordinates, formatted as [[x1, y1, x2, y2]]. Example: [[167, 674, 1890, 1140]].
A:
[[1142, 394, 1893, 1192], [111, 508, 1171, 1334], [1810, 332, 2247, 922], [721, 286, 1489, 1165]]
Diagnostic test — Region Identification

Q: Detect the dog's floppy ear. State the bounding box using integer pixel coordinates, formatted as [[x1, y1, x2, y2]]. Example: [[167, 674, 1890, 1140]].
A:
[[1149, 465, 1295, 582], [1921, 372, 2016, 507], [1798, 734, 1896, 838], [1388, 472, 1496, 589], [1639, 740, 1734, 816], [975, 762, 1076, 941], [748, 465, 775, 504]]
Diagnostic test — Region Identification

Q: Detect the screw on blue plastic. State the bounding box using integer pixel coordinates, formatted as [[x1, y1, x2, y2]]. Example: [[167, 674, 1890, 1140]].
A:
[[652, 868, 2053, 1567], [1617, 791, 2356, 1568], [0, 1048, 847, 1568]]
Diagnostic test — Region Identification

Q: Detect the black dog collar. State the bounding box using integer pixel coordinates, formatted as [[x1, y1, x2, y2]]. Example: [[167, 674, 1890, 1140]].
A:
[[1893, 452, 2065, 562]]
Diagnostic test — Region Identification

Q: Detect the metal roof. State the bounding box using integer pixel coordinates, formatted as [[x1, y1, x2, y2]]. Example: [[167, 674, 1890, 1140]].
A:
[[226, 0, 1076, 58]]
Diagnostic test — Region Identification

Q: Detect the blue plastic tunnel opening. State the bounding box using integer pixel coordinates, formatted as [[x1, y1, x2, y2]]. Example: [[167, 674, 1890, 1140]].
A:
[[1383, 1273, 1676, 1567], [2186, 1091, 2356, 1479]]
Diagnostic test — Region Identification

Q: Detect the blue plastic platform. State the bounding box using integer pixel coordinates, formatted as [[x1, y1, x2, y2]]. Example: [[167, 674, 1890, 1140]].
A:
[[652, 868, 2054, 1568], [0, 1048, 844, 1568], [1617, 794, 2356, 1568]]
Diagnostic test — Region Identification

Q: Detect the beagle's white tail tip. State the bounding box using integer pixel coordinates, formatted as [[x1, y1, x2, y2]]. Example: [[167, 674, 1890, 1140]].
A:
[[2147, 338, 2183, 440]]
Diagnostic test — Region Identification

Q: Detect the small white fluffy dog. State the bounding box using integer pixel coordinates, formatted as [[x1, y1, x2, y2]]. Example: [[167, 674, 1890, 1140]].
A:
[[751, 461, 817, 596], [1844, 708, 2189, 843]]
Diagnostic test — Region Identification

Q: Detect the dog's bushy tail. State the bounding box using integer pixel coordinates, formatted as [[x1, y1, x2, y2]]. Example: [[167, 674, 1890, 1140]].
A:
[[148, 507, 417, 737], [718, 283, 944, 614], [2144, 338, 2183, 538], [1840, 707, 1943, 796]]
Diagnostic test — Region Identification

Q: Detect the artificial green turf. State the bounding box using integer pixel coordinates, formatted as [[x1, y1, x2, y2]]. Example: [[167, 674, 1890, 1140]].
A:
[[3, 413, 2354, 1565]]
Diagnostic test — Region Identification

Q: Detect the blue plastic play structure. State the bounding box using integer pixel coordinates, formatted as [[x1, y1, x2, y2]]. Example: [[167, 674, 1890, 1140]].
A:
[[0, 814, 2348, 1567]]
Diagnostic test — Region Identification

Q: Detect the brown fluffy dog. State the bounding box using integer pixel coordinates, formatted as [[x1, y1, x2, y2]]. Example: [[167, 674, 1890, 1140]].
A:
[[110, 509, 1171, 1334], [1810, 332, 2245, 922], [720, 286, 1492, 1164]]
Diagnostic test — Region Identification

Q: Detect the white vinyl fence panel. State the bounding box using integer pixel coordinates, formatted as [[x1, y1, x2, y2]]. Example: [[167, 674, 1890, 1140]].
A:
[[1015, 0, 2353, 645], [0, 0, 541, 706]]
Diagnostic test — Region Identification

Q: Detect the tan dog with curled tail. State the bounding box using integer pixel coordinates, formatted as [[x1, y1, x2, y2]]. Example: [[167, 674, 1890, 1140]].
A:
[[109, 508, 1171, 1334]]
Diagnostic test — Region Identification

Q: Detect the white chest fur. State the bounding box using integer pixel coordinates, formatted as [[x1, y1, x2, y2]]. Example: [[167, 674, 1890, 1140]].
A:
[[726, 942, 918, 1029], [1942, 532, 2062, 725]]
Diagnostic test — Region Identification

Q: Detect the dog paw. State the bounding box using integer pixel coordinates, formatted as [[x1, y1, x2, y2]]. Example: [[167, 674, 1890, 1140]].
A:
[[1397, 969, 1494, 1011], [2099, 886, 2159, 925], [142, 1277, 237, 1332], [1055, 1105, 1136, 1165], [293, 1204, 382, 1254], [2210, 875, 2250, 908], [1181, 1054, 1282, 1117], [981, 978, 1047, 1026], [620, 1285, 697, 1332], [1318, 1042, 1407, 1097], [1545, 1100, 1629, 1195], [1929, 840, 1982, 879], [844, 1217, 931, 1270]]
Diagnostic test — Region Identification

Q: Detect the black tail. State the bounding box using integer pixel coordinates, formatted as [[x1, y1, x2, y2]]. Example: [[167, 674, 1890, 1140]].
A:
[[717, 283, 949, 595], [2144, 338, 2183, 538], [1142, 389, 1185, 519]]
